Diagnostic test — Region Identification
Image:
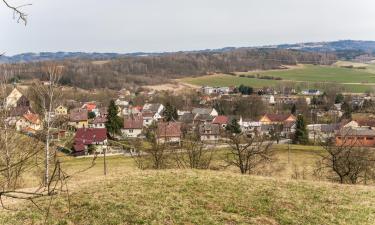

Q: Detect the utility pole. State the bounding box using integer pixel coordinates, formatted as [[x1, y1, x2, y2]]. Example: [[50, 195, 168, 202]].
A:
[[288, 141, 291, 164], [104, 146, 107, 176]]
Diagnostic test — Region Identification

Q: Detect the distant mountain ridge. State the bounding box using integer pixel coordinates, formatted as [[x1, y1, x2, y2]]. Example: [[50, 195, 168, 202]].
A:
[[1, 40, 374, 63]]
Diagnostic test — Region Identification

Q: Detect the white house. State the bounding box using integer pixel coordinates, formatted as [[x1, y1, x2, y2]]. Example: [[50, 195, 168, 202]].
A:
[[121, 116, 143, 138], [16, 113, 43, 134], [6, 88, 23, 108], [192, 108, 218, 117], [143, 103, 164, 120]]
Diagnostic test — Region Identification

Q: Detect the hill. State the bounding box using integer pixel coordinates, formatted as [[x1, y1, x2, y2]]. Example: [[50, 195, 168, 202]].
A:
[[1, 169, 374, 225], [1, 40, 374, 64]]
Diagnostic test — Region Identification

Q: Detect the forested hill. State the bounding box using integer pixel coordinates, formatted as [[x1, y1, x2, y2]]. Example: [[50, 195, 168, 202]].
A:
[[0, 40, 373, 64], [0, 48, 335, 90]]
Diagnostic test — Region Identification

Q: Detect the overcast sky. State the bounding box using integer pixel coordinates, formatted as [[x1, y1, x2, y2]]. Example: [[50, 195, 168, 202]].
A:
[[1, 0, 375, 55]]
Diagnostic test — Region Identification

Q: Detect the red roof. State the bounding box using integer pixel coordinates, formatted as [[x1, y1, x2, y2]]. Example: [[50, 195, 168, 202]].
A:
[[157, 122, 182, 138], [91, 116, 107, 124], [212, 115, 229, 125], [123, 116, 143, 129], [74, 128, 107, 150], [83, 103, 97, 112], [23, 113, 41, 124]]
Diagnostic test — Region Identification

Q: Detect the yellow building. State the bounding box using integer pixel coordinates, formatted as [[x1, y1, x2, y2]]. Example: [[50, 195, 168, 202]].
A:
[[55, 105, 68, 116]]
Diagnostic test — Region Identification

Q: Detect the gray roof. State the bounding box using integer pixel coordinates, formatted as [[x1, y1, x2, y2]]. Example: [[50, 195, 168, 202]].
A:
[[336, 127, 375, 137], [179, 113, 194, 123], [199, 123, 220, 135], [192, 108, 212, 115]]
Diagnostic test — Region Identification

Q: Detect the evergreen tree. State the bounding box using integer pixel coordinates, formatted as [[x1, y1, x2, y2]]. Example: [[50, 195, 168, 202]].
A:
[[226, 118, 242, 134], [291, 104, 296, 115], [105, 100, 122, 137], [341, 101, 352, 120], [163, 102, 178, 122], [213, 101, 225, 115], [293, 114, 308, 145], [335, 93, 344, 104], [88, 111, 96, 119]]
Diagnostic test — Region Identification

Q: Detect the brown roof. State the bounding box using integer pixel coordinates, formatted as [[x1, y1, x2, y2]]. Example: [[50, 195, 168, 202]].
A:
[[70, 109, 88, 122], [123, 116, 143, 129], [23, 113, 41, 124], [199, 123, 220, 135], [157, 122, 182, 138], [9, 106, 32, 117], [355, 119, 375, 127], [263, 113, 295, 122], [336, 127, 375, 137], [212, 116, 229, 125], [91, 116, 107, 124]]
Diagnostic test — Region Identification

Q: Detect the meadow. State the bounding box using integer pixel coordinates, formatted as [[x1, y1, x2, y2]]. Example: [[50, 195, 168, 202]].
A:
[[2, 145, 375, 224], [180, 64, 375, 93]]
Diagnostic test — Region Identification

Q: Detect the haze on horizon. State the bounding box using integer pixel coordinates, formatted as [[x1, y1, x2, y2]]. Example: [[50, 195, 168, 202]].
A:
[[1, 0, 375, 56]]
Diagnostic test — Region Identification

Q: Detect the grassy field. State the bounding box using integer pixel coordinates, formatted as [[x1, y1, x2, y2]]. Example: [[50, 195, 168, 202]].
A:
[[180, 64, 375, 93], [1, 169, 375, 224], [1, 145, 375, 224]]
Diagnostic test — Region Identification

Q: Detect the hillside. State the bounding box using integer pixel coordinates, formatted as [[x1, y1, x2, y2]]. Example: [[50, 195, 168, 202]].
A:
[[1, 169, 374, 225], [180, 64, 375, 93]]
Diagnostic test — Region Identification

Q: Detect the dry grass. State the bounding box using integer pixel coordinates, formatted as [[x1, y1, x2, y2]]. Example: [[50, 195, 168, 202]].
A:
[[1, 145, 375, 224]]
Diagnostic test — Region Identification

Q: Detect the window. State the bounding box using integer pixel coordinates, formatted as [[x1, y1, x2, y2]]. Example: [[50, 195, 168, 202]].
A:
[[129, 129, 133, 133], [367, 137, 374, 140]]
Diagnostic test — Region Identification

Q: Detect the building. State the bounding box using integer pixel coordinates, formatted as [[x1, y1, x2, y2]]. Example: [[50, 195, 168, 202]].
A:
[[259, 113, 296, 125], [199, 123, 220, 142], [73, 128, 108, 156], [69, 109, 88, 129], [335, 127, 375, 147], [143, 103, 164, 119], [122, 116, 143, 138], [15, 113, 43, 134], [156, 122, 182, 144], [307, 124, 339, 142], [55, 105, 68, 116], [5, 88, 23, 108], [89, 116, 107, 128], [212, 115, 229, 128], [301, 89, 321, 96], [192, 108, 218, 117]]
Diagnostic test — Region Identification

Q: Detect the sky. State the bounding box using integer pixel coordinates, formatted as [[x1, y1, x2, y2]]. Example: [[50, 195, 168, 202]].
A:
[[1, 0, 375, 55]]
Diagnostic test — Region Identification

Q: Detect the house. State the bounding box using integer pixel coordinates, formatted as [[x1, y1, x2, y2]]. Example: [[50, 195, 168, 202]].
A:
[[69, 109, 88, 129], [143, 103, 164, 120], [240, 120, 262, 134], [344, 119, 375, 129], [7, 106, 33, 126], [335, 127, 375, 147], [115, 98, 129, 107], [55, 105, 68, 116], [194, 114, 214, 124], [192, 108, 218, 117], [156, 122, 182, 144], [16, 113, 43, 134], [121, 116, 143, 138], [82, 102, 97, 112], [212, 115, 229, 128], [142, 111, 155, 127], [73, 128, 108, 156], [301, 89, 321, 96], [201, 86, 216, 95], [179, 112, 195, 124], [89, 116, 107, 128], [259, 113, 296, 125], [307, 124, 339, 142], [262, 95, 276, 105], [199, 123, 220, 142], [5, 88, 23, 108]]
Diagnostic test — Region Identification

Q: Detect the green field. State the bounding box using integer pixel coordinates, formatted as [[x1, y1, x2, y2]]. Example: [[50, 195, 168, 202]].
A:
[[180, 64, 375, 93]]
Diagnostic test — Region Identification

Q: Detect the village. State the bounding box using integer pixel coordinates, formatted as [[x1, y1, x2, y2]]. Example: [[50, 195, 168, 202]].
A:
[[4, 83, 375, 157]]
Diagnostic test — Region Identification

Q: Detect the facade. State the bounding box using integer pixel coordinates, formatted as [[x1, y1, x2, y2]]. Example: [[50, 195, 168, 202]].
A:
[[259, 113, 296, 125], [55, 105, 68, 116], [335, 127, 375, 147], [69, 109, 89, 129], [199, 123, 220, 142], [156, 122, 182, 144], [73, 128, 108, 156], [121, 116, 143, 138], [89, 116, 107, 128], [6, 88, 23, 108], [15, 113, 43, 134]]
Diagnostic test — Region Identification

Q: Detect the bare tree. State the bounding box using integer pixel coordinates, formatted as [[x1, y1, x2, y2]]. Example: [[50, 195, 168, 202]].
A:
[[225, 133, 274, 174], [30, 65, 62, 186], [2, 0, 31, 25], [174, 133, 215, 169], [316, 136, 375, 184]]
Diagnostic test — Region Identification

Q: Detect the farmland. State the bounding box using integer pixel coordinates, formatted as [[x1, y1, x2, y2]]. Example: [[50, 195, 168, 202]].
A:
[[180, 64, 375, 93]]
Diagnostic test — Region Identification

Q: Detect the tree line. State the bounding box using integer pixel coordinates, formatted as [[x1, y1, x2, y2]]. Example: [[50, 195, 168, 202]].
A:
[[1, 49, 336, 90]]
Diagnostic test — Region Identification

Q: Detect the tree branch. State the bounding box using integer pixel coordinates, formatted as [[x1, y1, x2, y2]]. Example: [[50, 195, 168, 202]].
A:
[[2, 0, 31, 25]]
